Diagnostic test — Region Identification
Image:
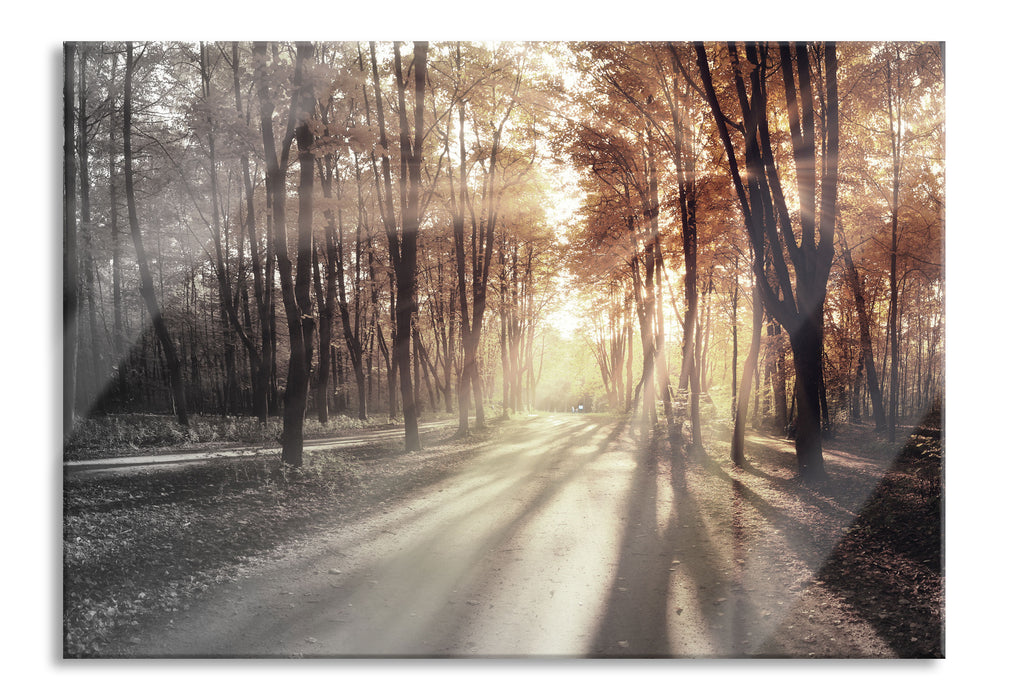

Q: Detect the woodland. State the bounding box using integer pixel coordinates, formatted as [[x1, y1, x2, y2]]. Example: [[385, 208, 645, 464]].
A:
[[62, 40, 945, 479]]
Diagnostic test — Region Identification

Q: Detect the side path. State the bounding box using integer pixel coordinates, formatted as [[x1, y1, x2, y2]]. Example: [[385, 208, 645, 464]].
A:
[[64, 420, 456, 474]]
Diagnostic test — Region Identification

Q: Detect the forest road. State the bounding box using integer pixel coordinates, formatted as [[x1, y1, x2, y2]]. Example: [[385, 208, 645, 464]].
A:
[[126, 413, 893, 658]]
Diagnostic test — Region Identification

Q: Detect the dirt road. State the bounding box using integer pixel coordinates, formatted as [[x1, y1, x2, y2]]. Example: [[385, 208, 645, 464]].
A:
[[121, 414, 904, 658]]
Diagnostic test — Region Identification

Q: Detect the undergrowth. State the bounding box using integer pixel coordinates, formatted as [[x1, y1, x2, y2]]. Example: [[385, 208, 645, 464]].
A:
[[63, 413, 391, 460]]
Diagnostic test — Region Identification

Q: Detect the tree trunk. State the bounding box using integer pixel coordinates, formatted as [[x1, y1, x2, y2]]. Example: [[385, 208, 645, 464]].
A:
[[625, 310, 634, 413], [730, 259, 739, 416], [731, 273, 763, 464], [788, 313, 827, 480], [314, 242, 335, 424], [375, 41, 427, 451], [819, 361, 832, 437], [694, 41, 837, 481], [885, 50, 903, 444], [124, 42, 188, 427], [276, 41, 319, 461], [888, 232, 899, 443], [232, 42, 270, 423], [109, 48, 125, 399], [334, 149, 371, 422], [751, 338, 762, 430], [64, 43, 79, 436], [499, 262, 511, 419], [633, 250, 657, 430], [255, 41, 308, 466], [646, 143, 674, 429], [852, 350, 863, 423], [841, 239, 885, 430], [78, 44, 103, 411], [771, 325, 787, 432], [670, 89, 701, 450]]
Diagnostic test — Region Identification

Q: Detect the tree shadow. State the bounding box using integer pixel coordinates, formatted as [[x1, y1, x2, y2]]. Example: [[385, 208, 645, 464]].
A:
[[131, 416, 633, 657], [586, 414, 942, 659], [698, 456, 831, 574], [588, 431, 678, 656]]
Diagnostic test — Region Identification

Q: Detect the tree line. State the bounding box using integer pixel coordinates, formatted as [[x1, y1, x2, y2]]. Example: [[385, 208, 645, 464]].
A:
[[63, 41, 563, 466], [62, 41, 944, 478]]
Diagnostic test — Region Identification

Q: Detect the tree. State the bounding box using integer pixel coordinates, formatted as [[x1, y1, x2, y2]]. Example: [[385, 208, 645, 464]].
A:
[[565, 112, 665, 431], [61, 41, 943, 479], [438, 43, 532, 435], [731, 262, 763, 464], [495, 183, 555, 415], [369, 41, 429, 451], [230, 41, 274, 423], [64, 43, 79, 436], [123, 41, 190, 428], [838, 225, 885, 429], [694, 41, 839, 480], [254, 41, 317, 466], [836, 41, 944, 434]]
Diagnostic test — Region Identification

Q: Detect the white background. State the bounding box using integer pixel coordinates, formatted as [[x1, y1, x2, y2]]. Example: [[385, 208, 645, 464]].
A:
[[6, 3, 999, 696]]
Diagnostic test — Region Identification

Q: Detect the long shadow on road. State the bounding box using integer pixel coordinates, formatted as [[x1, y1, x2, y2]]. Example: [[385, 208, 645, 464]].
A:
[[132, 415, 630, 657], [589, 431, 676, 656], [292, 416, 627, 656], [588, 431, 747, 657], [590, 429, 881, 658], [589, 432, 747, 657]]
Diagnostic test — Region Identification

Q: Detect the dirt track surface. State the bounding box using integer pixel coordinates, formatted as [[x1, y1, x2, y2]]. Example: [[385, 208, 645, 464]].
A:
[[116, 414, 925, 658]]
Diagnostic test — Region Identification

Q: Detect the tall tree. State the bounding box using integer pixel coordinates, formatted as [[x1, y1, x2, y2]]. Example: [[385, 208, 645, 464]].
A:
[[839, 227, 885, 429], [107, 46, 127, 399], [199, 42, 244, 417], [230, 41, 273, 423], [293, 41, 318, 427], [123, 41, 189, 427], [694, 41, 839, 480], [731, 263, 763, 464], [64, 43, 79, 436], [442, 43, 529, 435], [254, 41, 315, 466], [666, 69, 702, 450], [884, 46, 903, 444], [839, 41, 943, 435], [369, 41, 429, 451]]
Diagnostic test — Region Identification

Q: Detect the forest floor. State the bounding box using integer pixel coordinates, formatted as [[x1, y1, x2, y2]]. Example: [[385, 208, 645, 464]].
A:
[[62, 410, 943, 658]]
